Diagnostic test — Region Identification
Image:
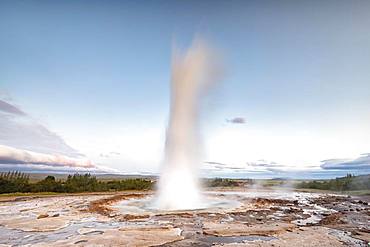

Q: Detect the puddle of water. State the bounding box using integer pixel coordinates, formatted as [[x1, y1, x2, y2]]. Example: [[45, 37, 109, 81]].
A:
[[292, 204, 335, 226], [329, 229, 367, 247], [200, 235, 276, 244]]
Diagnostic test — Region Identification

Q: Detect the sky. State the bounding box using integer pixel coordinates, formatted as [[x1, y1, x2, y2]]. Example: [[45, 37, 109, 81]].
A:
[[0, 0, 370, 178]]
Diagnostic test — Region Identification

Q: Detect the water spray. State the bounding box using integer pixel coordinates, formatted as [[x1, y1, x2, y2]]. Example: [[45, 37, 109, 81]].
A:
[[155, 39, 222, 210]]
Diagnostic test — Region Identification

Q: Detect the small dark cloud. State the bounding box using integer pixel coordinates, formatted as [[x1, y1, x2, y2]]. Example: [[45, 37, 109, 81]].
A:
[[227, 117, 246, 124], [226, 167, 245, 170], [320, 154, 370, 170]]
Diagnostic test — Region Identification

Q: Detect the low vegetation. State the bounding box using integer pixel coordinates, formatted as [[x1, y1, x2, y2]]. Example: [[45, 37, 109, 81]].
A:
[[0, 172, 153, 194], [1, 172, 368, 195], [296, 174, 370, 192], [205, 178, 245, 187]]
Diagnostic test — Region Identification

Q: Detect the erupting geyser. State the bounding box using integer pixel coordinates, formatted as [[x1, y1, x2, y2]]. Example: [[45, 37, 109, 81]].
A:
[[155, 39, 221, 210]]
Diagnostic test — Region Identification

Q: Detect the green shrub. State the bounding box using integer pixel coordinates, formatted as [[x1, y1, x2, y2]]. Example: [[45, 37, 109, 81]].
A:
[[0, 172, 154, 194], [296, 174, 370, 191]]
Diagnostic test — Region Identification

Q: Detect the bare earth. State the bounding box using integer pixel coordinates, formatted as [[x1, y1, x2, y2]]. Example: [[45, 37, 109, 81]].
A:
[[0, 189, 368, 246]]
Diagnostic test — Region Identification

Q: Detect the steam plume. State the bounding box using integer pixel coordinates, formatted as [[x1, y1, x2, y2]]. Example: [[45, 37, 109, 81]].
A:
[[156, 39, 222, 210]]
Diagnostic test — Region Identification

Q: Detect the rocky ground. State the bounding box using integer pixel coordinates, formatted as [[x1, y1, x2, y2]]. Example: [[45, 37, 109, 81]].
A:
[[0, 190, 368, 246]]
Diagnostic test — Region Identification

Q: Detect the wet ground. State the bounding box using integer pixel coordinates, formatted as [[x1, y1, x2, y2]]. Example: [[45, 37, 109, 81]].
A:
[[0, 189, 368, 246]]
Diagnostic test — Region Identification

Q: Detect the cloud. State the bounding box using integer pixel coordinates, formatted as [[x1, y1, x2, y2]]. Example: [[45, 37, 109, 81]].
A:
[[100, 151, 121, 158], [204, 160, 279, 172], [0, 99, 106, 172], [0, 99, 81, 157], [204, 161, 242, 170], [0, 145, 94, 168], [246, 160, 279, 167], [204, 153, 370, 178], [204, 161, 228, 169], [320, 153, 370, 170], [227, 117, 246, 124], [0, 163, 120, 174], [204, 159, 322, 175], [0, 100, 26, 116]]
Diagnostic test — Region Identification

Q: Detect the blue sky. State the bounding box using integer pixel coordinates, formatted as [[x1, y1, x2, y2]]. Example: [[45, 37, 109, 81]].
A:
[[0, 0, 370, 178]]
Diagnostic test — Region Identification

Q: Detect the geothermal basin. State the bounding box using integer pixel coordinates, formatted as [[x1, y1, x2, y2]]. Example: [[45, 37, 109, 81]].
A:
[[0, 189, 369, 246], [0, 41, 369, 247]]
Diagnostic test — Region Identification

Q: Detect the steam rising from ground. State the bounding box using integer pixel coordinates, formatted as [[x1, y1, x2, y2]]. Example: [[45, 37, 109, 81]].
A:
[[155, 39, 221, 210]]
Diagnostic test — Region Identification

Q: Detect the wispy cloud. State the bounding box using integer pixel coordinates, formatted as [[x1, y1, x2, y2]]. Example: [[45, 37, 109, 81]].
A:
[[204, 161, 239, 170], [204, 157, 332, 177], [0, 99, 81, 157], [0, 100, 26, 116], [100, 151, 121, 158], [321, 153, 370, 170], [0, 99, 103, 172], [0, 163, 120, 174], [204, 153, 370, 179], [204, 159, 281, 172], [0, 145, 94, 168]]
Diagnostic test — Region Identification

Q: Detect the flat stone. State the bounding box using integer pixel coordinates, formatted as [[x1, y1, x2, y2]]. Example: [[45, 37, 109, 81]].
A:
[[203, 222, 295, 236], [0, 216, 70, 232], [32, 225, 184, 247], [213, 227, 347, 247]]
